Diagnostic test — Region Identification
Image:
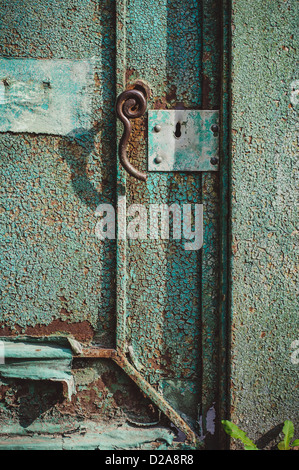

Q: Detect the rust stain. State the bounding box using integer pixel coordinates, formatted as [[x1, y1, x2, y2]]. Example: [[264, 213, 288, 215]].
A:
[[57, 377, 112, 418], [0, 319, 95, 343], [202, 74, 212, 109], [153, 96, 168, 110], [79, 347, 116, 358], [125, 68, 136, 83], [57, 364, 159, 423], [166, 84, 177, 103], [94, 72, 101, 87], [23, 320, 95, 343]]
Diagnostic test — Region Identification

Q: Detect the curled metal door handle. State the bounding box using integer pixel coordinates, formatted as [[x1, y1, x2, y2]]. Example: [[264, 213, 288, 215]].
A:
[[116, 89, 147, 181]]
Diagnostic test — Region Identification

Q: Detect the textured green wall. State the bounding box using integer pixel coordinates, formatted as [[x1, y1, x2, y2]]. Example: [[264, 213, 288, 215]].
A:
[[0, 0, 117, 345], [230, 0, 298, 447]]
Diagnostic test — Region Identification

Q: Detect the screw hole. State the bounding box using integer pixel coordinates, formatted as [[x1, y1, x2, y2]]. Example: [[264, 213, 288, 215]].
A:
[[175, 122, 181, 138]]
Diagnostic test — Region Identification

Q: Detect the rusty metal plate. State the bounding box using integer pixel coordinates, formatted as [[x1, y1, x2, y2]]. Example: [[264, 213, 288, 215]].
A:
[[0, 59, 95, 135], [148, 110, 219, 172]]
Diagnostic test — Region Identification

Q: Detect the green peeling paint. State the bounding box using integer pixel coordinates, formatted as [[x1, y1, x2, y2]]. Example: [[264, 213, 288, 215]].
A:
[[229, 0, 299, 447], [115, 0, 224, 449], [0, 422, 174, 450], [0, 0, 228, 449], [0, 0, 229, 450], [0, 0, 117, 344], [0, 337, 75, 400]]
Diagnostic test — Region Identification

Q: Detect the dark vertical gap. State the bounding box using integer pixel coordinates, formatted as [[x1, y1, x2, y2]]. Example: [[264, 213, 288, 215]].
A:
[[200, 0, 223, 449]]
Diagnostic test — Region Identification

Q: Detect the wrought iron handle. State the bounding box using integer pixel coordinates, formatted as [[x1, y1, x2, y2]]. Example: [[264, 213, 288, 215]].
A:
[[116, 89, 147, 181]]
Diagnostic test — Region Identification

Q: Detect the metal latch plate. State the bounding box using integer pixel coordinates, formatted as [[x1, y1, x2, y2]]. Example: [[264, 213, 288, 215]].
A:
[[0, 59, 95, 136], [148, 110, 219, 172]]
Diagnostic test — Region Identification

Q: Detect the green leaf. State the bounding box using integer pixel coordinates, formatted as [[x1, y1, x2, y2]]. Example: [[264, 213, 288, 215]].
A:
[[278, 441, 287, 450], [221, 420, 258, 450], [243, 444, 259, 451], [278, 420, 294, 450], [291, 439, 299, 447]]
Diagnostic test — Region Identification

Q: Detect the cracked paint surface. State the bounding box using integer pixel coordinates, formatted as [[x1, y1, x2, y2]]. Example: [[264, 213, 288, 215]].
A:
[[124, 0, 222, 443], [230, 0, 299, 448], [0, 0, 116, 345]]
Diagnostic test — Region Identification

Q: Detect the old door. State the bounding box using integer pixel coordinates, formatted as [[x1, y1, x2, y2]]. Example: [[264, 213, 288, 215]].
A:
[[0, 0, 228, 450]]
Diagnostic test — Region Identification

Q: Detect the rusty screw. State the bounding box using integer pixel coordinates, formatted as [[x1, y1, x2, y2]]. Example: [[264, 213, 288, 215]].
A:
[[210, 157, 218, 165], [211, 124, 219, 133]]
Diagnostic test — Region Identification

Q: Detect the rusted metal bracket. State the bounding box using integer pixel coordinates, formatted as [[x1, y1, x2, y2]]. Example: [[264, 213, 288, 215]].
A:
[[78, 346, 199, 447]]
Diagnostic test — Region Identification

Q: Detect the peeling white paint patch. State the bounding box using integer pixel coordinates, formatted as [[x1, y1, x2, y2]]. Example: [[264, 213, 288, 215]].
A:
[[0, 81, 5, 105], [198, 403, 216, 440], [290, 80, 299, 106], [206, 404, 216, 435], [291, 340, 299, 365], [0, 341, 4, 365], [51, 376, 76, 402]]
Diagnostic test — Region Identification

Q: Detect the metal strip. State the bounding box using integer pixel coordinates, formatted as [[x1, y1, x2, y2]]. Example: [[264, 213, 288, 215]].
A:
[[77, 346, 199, 447], [113, 353, 199, 447], [116, 0, 128, 354]]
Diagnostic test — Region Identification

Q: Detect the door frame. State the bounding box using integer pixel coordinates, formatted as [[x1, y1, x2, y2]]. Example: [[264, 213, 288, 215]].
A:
[[0, 0, 232, 450]]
